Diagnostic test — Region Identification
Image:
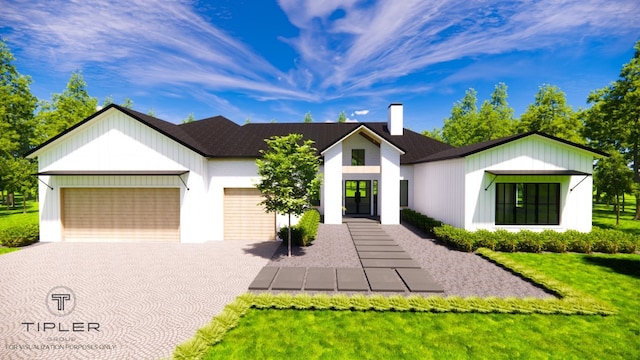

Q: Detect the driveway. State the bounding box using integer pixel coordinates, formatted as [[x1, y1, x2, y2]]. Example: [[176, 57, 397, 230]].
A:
[[0, 240, 279, 360]]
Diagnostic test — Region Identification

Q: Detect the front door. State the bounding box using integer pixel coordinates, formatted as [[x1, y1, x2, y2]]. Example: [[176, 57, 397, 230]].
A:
[[345, 180, 371, 215]]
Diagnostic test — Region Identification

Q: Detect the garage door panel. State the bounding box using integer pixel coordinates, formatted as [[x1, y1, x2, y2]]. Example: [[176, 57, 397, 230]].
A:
[[62, 188, 180, 242], [224, 188, 275, 240]]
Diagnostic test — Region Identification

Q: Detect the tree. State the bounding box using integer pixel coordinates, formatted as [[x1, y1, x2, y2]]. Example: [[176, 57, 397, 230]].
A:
[[440, 88, 480, 146], [518, 84, 583, 143], [121, 98, 134, 109], [0, 38, 38, 206], [303, 111, 313, 123], [147, 108, 156, 117], [102, 95, 114, 107], [255, 134, 321, 257], [183, 113, 195, 123], [477, 82, 516, 140], [594, 152, 634, 225], [585, 40, 640, 220], [1, 158, 37, 213], [337, 111, 347, 123], [35, 70, 98, 143]]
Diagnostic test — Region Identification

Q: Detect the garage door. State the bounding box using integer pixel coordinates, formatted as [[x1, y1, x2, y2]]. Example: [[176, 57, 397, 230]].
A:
[[224, 188, 275, 240], [61, 188, 180, 242]]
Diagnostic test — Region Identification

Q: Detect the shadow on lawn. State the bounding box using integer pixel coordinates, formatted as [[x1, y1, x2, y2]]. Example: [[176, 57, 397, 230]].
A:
[[582, 256, 640, 279]]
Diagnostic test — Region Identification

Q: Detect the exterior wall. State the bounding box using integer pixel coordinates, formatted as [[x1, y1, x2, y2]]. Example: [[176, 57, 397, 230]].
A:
[[379, 142, 400, 224], [323, 142, 343, 224], [413, 158, 466, 228], [341, 133, 381, 166], [36, 109, 209, 243], [400, 165, 414, 209], [465, 135, 595, 232]]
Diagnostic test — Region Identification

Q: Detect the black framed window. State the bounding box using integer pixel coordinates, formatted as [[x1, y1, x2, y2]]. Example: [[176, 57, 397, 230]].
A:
[[495, 183, 560, 225], [400, 180, 409, 206], [351, 149, 365, 166]]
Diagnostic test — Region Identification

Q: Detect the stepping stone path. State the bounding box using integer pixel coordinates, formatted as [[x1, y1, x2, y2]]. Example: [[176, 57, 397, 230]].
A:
[[249, 218, 444, 293]]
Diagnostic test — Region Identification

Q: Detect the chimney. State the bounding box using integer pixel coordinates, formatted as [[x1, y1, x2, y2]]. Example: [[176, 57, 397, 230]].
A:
[[387, 103, 403, 135]]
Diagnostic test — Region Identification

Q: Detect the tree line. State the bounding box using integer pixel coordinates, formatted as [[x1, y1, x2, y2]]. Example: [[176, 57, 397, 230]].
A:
[[426, 41, 640, 222]]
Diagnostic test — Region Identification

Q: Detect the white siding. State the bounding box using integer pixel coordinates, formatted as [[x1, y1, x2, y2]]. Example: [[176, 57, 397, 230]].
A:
[[380, 142, 400, 224], [36, 108, 209, 243], [341, 132, 381, 166], [323, 142, 343, 224], [413, 159, 465, 228], [465, 135, 595, 232]]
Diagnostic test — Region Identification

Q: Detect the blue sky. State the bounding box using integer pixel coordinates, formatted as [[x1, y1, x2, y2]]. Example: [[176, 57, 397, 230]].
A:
[[1, 1, 639, 132]]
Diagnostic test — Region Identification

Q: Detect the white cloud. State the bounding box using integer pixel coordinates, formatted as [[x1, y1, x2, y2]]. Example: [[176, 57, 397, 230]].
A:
[[354, 110, 369, 116]]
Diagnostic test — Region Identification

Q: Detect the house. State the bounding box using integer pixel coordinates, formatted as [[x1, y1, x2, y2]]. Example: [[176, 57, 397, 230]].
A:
[[26, 103, 606, 243]]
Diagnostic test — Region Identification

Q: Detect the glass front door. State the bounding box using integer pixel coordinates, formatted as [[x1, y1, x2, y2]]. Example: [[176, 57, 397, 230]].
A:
[[344, 180, 371, 215]]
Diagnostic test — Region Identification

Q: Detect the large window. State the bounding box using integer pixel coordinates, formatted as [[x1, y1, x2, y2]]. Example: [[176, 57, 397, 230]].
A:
[[400, 180, 409, 207], [351, 149, 365, 166], [496, 183, 560, 225]]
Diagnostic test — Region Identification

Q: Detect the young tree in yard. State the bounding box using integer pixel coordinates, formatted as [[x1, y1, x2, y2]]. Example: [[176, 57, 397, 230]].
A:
[[594, 152, 634, 225], [518, 84, 583, 144], [256, 134, 321, 257], [34, 70, 98, 143], [585, 40, 640, 220]]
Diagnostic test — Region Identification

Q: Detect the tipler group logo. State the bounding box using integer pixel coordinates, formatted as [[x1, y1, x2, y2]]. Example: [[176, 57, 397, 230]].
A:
[[46, 286, 77, 317]]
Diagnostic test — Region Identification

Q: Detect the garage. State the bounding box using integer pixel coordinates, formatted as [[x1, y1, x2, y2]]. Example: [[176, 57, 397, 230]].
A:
[[61, 188, 180, 242], [224, 188, 275, 240]]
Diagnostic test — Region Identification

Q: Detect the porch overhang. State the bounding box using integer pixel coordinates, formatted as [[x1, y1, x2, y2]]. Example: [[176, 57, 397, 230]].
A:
[[484, 169, 591, 192], [33, 170, 190, 190]]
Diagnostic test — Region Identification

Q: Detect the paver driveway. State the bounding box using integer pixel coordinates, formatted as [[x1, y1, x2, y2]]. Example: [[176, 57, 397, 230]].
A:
[[0, 240, 279, 360]]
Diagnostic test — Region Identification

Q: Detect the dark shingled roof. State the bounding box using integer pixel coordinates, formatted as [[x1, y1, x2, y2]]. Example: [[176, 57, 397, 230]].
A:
[[25, 104, 453, 164], [411, 131, 608, 163]]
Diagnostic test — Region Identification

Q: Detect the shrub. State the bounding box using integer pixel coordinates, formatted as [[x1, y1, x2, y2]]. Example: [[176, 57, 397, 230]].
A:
[[278, 209, 320, 246], [0, 220, 39, 247]]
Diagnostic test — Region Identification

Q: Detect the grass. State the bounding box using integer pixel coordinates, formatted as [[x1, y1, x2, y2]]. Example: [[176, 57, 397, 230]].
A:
[[592, 193, 640, 236], [199, 253, 639, 360], [0, 247, 18, 255], [0, 193, 39, 225]]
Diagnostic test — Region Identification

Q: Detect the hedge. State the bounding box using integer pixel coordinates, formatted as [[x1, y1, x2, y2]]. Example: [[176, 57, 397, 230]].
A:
[[401, 208, 639, 254], [278, 208, 321, 246], [0, 219, 39, 247]]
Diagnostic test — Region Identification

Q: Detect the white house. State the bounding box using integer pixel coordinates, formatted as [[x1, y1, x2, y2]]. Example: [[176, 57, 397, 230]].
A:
[[26, 103, 606, 243]]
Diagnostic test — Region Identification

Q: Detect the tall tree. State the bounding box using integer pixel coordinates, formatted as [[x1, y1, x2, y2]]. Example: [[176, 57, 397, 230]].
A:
[[35, 70, 98, 142], [0, 39, 38, 205], [255, 134, 321, 257], [440, 88, 480, 146], [121, 98, 134, 109], [594, 152, 634, 225], [518, 84, 583, 143], [585, 40, 640, 220], [303, 111, 313, 123], [183, 113, 195, 123], [337, 111, 347, 123], [477, 82, 516, 140]]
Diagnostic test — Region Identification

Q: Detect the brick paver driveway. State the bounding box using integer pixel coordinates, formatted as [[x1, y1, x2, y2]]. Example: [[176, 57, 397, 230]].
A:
[[0, 240, 279, 360]]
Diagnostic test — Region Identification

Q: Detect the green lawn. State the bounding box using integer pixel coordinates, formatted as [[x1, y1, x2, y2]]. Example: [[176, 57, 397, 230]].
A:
[[202, 253, 639, 359], [0, 193, 39, 225], [593, 193, 640, 236]]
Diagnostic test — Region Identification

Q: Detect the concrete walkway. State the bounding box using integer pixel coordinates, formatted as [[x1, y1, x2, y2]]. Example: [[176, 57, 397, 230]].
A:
[[0, 240, 279, 360], [249, 218, 444, 293]]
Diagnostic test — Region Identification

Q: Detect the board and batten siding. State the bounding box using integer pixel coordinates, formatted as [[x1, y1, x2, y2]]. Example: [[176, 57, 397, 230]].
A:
[[464, 135, 596, 232], [35, 108, 210, 243], [413, 158, 466, 228]]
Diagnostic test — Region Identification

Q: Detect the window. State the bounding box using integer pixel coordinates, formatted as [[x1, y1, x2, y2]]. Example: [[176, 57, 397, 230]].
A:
[[400, 180, 409, 207], [351, 149, 365, 166], [496, 183, 560, 225]]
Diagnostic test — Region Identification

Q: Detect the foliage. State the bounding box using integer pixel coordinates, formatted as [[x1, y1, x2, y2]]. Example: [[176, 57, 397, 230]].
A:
[[517, 84, 583, 143], [592, 193, 640, 235], [0, 215, 39, 247], [0, 247, 18, 255], [585, 40, 640, 220], [183, 113, 195, 123], [337, 111, 347, 123], [303, 111, 313, 123], [401, 208, 640, 254], [255, 134, 321, 256], [0, 158, 37, 213], [428, 83, 516, 146], [34, 70, 98, 143], [121, 97, 134, 109], [278, 208, 320, 246], [594, 152, 635, 225]]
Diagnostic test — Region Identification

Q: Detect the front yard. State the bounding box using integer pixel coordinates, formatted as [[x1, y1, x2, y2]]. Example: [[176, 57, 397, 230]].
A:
[[194, 252, 639, 359]]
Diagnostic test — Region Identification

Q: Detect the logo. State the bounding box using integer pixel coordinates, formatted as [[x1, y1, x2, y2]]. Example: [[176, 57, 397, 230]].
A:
[[45, 286, 76, 317]]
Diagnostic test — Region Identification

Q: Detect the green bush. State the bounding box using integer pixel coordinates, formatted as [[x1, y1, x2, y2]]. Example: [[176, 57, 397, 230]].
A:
[[278, 209, 320, 246], [0, 219, 39, 247], [401, 208, 639, 254]]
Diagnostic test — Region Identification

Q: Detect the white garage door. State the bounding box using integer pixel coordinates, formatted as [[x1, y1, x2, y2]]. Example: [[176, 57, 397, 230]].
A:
[[61, 188, 180, 242], [224, 188, 275, 240]]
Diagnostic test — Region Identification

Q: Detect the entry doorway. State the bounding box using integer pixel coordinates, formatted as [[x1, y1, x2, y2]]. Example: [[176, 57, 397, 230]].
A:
[[345, 180, 371, 215]]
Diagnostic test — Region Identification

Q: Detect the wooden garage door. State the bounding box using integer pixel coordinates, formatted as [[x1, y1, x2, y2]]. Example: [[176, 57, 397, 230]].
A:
[[224, 188, 275, 240], [61, 188, 180, 242]]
